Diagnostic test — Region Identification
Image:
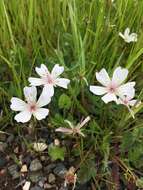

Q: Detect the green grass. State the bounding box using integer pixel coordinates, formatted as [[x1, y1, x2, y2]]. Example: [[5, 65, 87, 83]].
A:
[[1, 0, 143, 189]]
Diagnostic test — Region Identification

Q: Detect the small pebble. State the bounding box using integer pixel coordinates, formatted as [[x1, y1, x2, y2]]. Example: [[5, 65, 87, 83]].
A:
[[44, 163, 56, 174], [0, 155, 7, 168], [0, 142, 8, 152], [48, 173, 56, 183], [8, 164, 20, 179], [30, 185, 44, 190], [53, 163, 67, 178], [44, 183, 53, 189], [21, 164, 28, 173], [29, 171, 43, 183], [29, 159, 42, 172]]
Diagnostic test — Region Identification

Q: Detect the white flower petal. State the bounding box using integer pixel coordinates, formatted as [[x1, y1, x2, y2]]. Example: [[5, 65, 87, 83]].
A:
[[117, 82, 135, 97], [24, 86, 37, 103], [101, 93, 117, 103], [112, 67, 128, 85], [10, 97, 27, 111], [89, 86, 107, 95], [130, 33, 137, 42], [129, 100, 137, 107], [33, 108, 49, 120], [55, 127, 73, 134], [35, 64, 49, 77], [28, 77, 44, 86], [79, 116, 90, 129], [124, 28, 130, 37], [37, 87, 52, 107], [119, 32, 125, 40], [14, 111, 32, 123], [33, 142, 48, 152], [96, 69, 111, 86], [51, 64, 64, 78], [42, 84, 54, 97], [55, 78, 70, 89]]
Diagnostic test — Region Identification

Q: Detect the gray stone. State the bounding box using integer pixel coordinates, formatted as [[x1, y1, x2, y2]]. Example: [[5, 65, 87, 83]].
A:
[[30, 185, 44, 190], [44, 163, 56, 173], [38, 177, 47, 187], [48, 173, 56, 183], [59, 185, 68, 190], [44, 183, 53, 189], [0, 133, 6, 141], [0, 156, 6, 168], [29, 159, 42, 172], [0, 142, 8, 152], [8, 164, 20, 179], [53, 163, 67, 178], [29, 171, 43, 183], [7, 134, 14, 144]]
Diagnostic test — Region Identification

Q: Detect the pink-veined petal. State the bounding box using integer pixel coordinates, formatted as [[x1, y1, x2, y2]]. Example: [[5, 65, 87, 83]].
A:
[[112, 67, 128, 85], [37, 88, 52, 107], [101, 93, 117, 103], [28, 77, 44, 86], [33, 108, 49, 120], [10, 97, 27, 111], [55, 78, 70, 89], [55, 127, 73, 134], [119, 32, 125, 40], [79, 116, 90, 129], [42, 84, 54, 97], [130, 33, 137, 42], [89, 86, 107, 95], [129, 100, 137, 107], [51, 64, 64, 78], [35, 64, 49, 77], [117, 82, 135, 97], [124, 28, 130, 37], [24, 86, 37, 103], [14, 111, 32, 123], [96, 68, 111, 86]]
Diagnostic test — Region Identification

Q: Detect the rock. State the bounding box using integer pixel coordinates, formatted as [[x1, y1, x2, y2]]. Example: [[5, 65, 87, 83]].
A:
[[8, 164, 20, 179], [48, 173, 56, 183], [30, 185, 44, 190], [29, 159, 42, 172], [29, 171, 43, 183], [23, 181, 31, 190], [0, 142, 8, 152], [0, 155, 7, 168], [21, 164, 28, 173], [44, 183, 53, 189], [53, 163, 67, 178], [40, 155, 50, 162], [44, 163, 56, 174], [7, 134, 14, 144], [59, 185, 68, 190], [38, 177, 47, 188], [0, 133, 6, 141]]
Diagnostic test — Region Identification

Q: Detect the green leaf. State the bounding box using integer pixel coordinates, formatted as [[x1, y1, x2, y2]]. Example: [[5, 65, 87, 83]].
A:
[[136, 178, 143, 188], [58, 93, 71, 109], [48, 145, 65, 161]]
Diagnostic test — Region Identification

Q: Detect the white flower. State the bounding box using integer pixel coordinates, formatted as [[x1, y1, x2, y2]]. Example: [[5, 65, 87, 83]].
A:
[[89, 67, 135, 104], [28, 64, 70, 96], [10, 86, 51, 123], [55, 116, 90, 137], [117, 91, 141, 118], [119, 28, 137, 43], [33, 142, 48, 152]]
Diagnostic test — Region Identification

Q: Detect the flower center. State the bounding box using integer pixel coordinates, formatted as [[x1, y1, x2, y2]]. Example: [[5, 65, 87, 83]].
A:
[[107, 83, 117, 93], [29, 104, 37, 112], [123, 99, 129, 105]]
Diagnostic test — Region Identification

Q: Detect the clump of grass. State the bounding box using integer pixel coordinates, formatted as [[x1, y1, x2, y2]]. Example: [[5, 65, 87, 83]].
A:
[[1, 0, 143, 189]]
